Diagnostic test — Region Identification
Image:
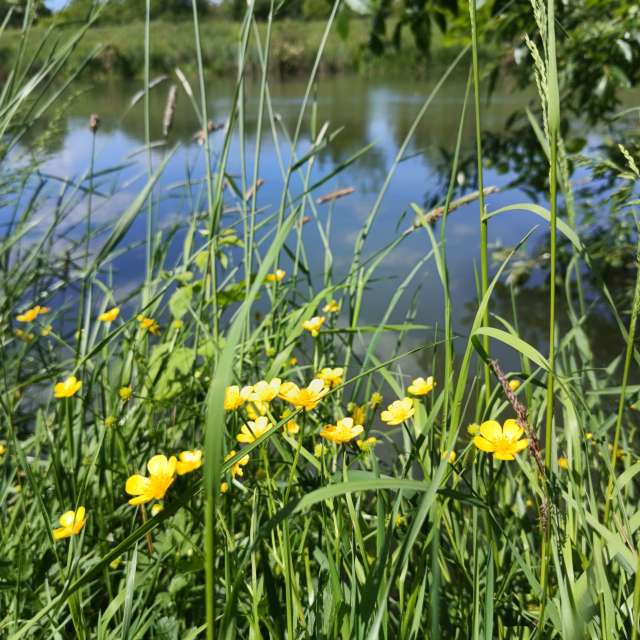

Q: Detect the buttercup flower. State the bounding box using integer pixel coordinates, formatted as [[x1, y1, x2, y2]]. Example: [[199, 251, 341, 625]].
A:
[[467, 423, 480, 436], [370, 392, 383, 408], [265, 269, 286, 283], [282, 410, 300, 435], [472, 419, 529, 461], [349, 403, 366, 426], [224, 385, 252, 410], [289, 357, 298, 366], [381, 398, 415, 425], [220, 482, 229, 493], [224, 449, 250, 478], [151, 503, 164, 516], [125, 455, 177, 505], [0, 443, 6, 456], [408, 376, 435, 396], [52, 506, 86, 540], [320, 417, 364, 444], [16, 305, 49, 323], [119, 386, 133, 401], [250, 379, 281, 403], [442, 450, 456, 464], [323, 299, 340, 313], [137, 314, 161, 336], [176, 450, 202, 475], [279, 379, 328, 411], [237, 416, 274, 444], [558, 457, 569, 470], [317, 367, 344, 388], [54, 376, 82, 399], [98, 307, 120, 323], [357, 436, 378, 452], [302, 316, 325, 337], [508, 379, 521, 391], [314, 443, 325, 457]]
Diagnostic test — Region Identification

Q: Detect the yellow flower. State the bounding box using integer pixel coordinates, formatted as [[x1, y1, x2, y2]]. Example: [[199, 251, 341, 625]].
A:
[[52, 506, 86, 540], [16, 305, 49, 323], [558, 457, 569, 470], [320, 417, 364, 444], [0, 443, 6, 456], [279, 379, 328, 411], [105, 416, 117, 428], [98, 307, 120, 323], [265, 268, 286, 283], [54, 376, 82, 399], [224, 449, 250, 478], [317, 367, 344, 389], [41, 324, 52, 337], [172, 319, 184, 330], [314, 443, 325, 457], [220, 481, 229, 493], [356, 436, 378, 453], [408, 376, 435, 396], [323, 299, 340, 313], [224, 385, 253, 410], [395, 514, 406, 527], [370, 392, 383, 408], [289, 357, 298, 366], [14, 329, 35, 342], [250, 379, 281, 403], [525, 498, 534, 508], [119, 386, 133, 401], [237, 416, 274, 443], [125, 455, 177, 505], [136, 314, 161, 336], [442, 450, 456, 464], [381, 398, 415, 425], [586, 432, 593, 440], [508, 379, 521, 391], [302, 316, 325, 337], [472, 419, 529, 461], [467, 423, 480, 436], [176, 450, 202, 475], [282, 410, 300, 435], [151, 503, 164, 516], [348, 402, 366, 426]]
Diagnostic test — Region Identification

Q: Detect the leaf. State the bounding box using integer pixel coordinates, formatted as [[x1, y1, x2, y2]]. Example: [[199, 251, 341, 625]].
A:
[[169, 285, 193, 319]]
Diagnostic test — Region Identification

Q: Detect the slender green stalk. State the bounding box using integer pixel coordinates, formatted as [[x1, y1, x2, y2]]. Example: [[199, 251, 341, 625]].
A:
[[469, 0, 490, 408]]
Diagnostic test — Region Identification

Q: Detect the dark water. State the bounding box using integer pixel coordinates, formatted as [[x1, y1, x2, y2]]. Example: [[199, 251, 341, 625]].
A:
[[8, 72, 639, 374]]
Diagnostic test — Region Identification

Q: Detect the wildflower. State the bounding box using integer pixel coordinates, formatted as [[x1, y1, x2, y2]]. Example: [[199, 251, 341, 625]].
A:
[[279, 379, 328, 411], [320, 417, 364, 444], [467, 423, 480, 436], [289, 356, 298, 366], [151, 503, 164, 516], [472, 419, 529, 461], [0, 443, 6, 456], [370, 392, 383, 408], [317, 367, 344, 388], [265, 346, 276, 357], [323, 299, 340, 313], [176, 450, 202, 475], [119, 386, 133, 401], [395, 514, 406, 527], [41, 325, 52, 337], [349, 402, 366, 426], [302, 316, 325, 337], [381, 398, 415, 425], [172, 319, 184, 330], [220, 482, 229, 493], [586, 432, 593, 440], [265, 269, 286, 283], [250, 379, 281, 403], [98, 307, 120, 323], [282, 410, 300, 435], [525, 498, 534, 508], [408, 376, 435, 396], [14, 329, 34, 342], [314, 443, 325, 457], [52, 506, 86, 540], [109, 557, 122, 570], [224, 449, 250, 478], [442, 450, 456, 464], [357, 436, 378, 452], [224, 385, 252, 410], [237, 416, 274, 443], [16, 305, 49, 323], [105, 416, 117, 428], [54, 376, 82, 399], [609, 444, 625, 460], [508, 379, 521, 392], [125, 455, 177, 505], [136, 314, 161, 336], [558, 457, 569, 470]]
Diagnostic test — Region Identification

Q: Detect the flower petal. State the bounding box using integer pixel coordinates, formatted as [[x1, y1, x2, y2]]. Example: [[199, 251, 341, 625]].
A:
[[513, 438, 529, 452], [147, 455, 169, 476], [494, 451, 515, 461], [503, 419, 523, 441], [125, 474, 150, 496], [479, 420, 502, 443], [59, 510, 76, 528], [473, 436, 496, 452]]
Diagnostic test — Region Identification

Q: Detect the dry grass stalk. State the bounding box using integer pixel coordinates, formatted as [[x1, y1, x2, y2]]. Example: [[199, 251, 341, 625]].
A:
[[316, 187, 355, 204], [162, 85, 178, 137]]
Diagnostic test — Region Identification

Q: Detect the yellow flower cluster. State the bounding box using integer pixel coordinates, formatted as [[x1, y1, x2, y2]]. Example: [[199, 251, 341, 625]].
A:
[[16, 305, 50, 323], [124, 451, 202, 506]]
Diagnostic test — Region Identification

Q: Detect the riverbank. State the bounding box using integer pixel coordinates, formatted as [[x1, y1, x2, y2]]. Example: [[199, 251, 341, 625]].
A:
[[0, 18, 466, 78]]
